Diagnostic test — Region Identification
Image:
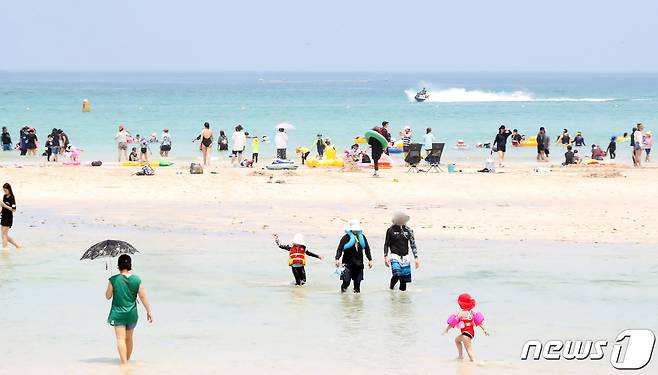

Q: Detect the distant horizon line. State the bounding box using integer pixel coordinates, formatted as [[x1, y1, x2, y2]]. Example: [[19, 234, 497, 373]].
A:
[[2, 69, 658, 75]]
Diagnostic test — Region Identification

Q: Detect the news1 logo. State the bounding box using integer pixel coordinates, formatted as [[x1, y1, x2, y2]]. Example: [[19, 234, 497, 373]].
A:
[[521, 329, 656, 370]]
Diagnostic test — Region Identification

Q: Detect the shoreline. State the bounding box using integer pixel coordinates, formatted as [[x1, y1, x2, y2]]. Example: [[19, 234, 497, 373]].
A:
[[3, 162, 657, 246]]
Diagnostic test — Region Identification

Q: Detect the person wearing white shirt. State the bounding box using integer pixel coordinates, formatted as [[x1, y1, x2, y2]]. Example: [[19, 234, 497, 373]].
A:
[[231, 124, 247, 166], [275, 128, 289, 160], [422, 127, 436, 156], [115, 125, 129, 162]]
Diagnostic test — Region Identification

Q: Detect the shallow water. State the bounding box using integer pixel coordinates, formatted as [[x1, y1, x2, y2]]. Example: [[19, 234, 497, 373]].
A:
[[1, 216, 656, 374]]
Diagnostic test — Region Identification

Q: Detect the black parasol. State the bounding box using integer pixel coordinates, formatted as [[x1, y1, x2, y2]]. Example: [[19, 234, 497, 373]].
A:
[[80, 239, 139, 261]]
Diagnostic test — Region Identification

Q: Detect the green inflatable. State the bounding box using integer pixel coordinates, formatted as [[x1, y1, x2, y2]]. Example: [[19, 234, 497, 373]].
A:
[[364, 129, 388, 148], [159, 160, 174, 167]]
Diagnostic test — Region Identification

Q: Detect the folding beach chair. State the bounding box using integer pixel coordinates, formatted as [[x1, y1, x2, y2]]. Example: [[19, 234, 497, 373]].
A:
[[425, 143, 445, 172], [405, 143, 424, 173]]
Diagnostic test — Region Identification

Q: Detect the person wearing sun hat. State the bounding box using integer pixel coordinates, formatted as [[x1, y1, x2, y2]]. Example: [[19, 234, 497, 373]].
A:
[[335, 219, 373, 293], [384, 212, 419, 291]]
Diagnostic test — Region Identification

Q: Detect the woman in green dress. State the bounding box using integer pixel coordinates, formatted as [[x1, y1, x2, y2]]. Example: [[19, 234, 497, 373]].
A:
[[105, 254, 153, 364]]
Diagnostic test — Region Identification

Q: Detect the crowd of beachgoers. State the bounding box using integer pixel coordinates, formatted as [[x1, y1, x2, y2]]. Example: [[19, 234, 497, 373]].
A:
[[3, 121, 651, 173]]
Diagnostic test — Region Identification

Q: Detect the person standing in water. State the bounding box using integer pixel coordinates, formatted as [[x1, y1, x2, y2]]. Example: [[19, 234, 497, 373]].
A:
[[217, 130, 229, 152], [572, 131, 586, 147], [443, 293, 490, 362], [1, 127, 12, 151], [25, 128, 38, 156], [536, 127, 547, 161], [606, 136, 617, 160], [273, 233, 323, 286], [195, 122, 213, 166], [643, 130, 652, 162], [115, 125, 129, 162], [384, 212, 420, 291], [49, 128, 60, 162], [1, 183, 19, 249], [556, 129, 571, 146], [105, 254, 153, 365], [335, 219, 373, 293], [492, 125, 512, 167]]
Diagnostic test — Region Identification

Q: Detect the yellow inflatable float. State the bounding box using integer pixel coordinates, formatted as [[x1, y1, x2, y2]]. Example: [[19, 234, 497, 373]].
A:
[[519, 135, 538, 147], [121, 160, 174, 167], [354, 136, 367, 144], [122, 161, 160, 167], [305, 145, 344, 167]]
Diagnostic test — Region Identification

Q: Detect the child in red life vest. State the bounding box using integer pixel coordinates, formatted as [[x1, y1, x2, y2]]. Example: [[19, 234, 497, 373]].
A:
[[443, 293, 490, 362], [273, 233, 323, 286]]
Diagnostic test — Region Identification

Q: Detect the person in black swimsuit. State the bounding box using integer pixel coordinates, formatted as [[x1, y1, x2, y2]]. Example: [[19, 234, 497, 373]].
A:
[[557, 129, 571, 145], [492, 125, 512, 167], [1, 183, 19, 248], [194, 122, 213, 166]]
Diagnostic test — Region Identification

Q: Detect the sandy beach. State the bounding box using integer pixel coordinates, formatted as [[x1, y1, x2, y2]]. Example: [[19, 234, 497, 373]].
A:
[[5, 161, 658, 245], [1, 161, 657, 374]]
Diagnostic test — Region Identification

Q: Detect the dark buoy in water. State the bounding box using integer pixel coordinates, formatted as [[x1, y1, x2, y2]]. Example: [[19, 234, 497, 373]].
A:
[[82, 99, 91, 112]]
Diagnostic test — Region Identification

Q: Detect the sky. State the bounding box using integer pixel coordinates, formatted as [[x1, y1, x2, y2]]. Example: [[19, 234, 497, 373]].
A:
[[1, 0, 657, 72]]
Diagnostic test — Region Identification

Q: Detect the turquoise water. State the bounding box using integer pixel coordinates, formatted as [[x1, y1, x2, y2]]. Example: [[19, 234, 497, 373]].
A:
[[1, 72, 657, 161]]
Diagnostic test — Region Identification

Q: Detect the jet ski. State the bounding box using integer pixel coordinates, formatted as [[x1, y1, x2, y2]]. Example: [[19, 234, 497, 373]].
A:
[[414, 88, 429, 102]]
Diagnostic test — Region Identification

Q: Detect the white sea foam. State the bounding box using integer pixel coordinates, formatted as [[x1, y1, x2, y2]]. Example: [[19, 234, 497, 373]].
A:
[[406, 88, 615, 103]]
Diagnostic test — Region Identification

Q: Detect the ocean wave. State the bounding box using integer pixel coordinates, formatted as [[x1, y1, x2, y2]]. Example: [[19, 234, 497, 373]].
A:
[[538, 97, 615, 102], [406, 88, 615, 103]]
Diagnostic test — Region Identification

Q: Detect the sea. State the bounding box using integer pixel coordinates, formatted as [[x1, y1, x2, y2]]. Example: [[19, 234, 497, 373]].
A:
[[1, 71, 657, 163]]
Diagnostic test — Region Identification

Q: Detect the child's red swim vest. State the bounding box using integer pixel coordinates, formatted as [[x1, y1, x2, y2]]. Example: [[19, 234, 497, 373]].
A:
[[288, 245, 306, 266]]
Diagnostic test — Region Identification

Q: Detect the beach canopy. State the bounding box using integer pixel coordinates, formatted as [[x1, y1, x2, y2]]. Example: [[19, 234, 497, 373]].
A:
[[275, 122, 295, 130], [80, 240, 139, 260]]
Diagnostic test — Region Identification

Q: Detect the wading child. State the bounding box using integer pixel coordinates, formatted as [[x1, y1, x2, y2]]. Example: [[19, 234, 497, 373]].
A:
[[273, 233, 323, 286], [443, 293, 490, 362]]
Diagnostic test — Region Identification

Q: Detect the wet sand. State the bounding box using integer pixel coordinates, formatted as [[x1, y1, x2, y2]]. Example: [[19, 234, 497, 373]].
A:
[[1, 163, 657, 374]]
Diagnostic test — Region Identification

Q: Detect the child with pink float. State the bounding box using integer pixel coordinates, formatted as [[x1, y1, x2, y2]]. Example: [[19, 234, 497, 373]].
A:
[[443, 293, 490, 362]]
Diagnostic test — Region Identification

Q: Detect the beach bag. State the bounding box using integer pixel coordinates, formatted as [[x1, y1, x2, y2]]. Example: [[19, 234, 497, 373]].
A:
[[91, 161, 102, 166], [190, 163, 203, 174]]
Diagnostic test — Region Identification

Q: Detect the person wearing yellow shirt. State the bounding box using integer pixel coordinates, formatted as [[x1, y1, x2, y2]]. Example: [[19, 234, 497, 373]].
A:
[[296, 146, 311, 164], [251, 136, 260, 163]]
